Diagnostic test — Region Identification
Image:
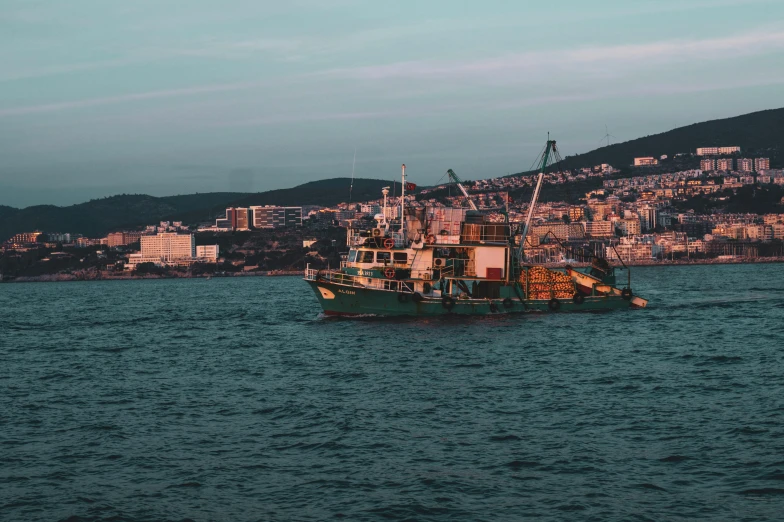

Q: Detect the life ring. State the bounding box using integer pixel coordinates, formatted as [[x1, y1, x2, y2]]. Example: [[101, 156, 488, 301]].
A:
[[489, 302, 498, 313], [573, 293, 585, 305], [397, 293, 409, 303], [384, 267, 395, 279], [372, 228, 382, 237], [425, 234, 436, 245], [502, 297, 514, 309], [442, 296, 455, 310], [383, 237, 395, 249], [621, 288, 633, 300], [548, 298, 561, 311], [411, 292, 423, 303]]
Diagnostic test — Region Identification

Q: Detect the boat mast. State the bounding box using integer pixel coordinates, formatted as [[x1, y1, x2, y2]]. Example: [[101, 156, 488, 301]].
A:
[[518, 138, 557, 262], [400, 164, 406, 237]]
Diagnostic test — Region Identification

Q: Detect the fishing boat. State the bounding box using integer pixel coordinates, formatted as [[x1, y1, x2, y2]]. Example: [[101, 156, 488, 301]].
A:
[[305, 138, 648, 316]]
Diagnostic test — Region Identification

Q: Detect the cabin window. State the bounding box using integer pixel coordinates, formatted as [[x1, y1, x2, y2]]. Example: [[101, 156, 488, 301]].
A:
[[376, 251, 391, 264], [358, 251, 374, 263], [347, 250, 358, 262], [393, 252, 408, 263]]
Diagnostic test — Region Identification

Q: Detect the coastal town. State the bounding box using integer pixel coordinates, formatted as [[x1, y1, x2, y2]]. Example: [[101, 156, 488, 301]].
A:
[[2, 144, 783, 282]]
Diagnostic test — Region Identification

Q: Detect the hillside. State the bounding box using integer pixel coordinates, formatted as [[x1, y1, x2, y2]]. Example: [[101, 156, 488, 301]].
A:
[[517, 108, 784, 175], [4, 108, 783, 241], [0, 179, 400, 241]]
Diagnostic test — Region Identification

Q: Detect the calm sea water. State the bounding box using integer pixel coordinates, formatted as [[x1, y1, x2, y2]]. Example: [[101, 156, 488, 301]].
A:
[[2, 264, 784, 521]]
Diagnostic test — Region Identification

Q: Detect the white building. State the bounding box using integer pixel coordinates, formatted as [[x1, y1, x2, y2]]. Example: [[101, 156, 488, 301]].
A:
[[126, 233, 196, 269], [196, 245, 219, 261], [634, 157, 658, 166], [697, 146, 740, 156]]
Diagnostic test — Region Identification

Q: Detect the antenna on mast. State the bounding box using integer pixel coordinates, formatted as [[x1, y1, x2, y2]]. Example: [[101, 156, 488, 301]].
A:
[[349, 148, 356, 203]]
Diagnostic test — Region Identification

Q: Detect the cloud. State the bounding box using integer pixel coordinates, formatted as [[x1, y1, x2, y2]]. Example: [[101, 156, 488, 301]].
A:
[[2, 29, 782, 119], [0, 80, 278, 117], [322, 30, 784, 82]]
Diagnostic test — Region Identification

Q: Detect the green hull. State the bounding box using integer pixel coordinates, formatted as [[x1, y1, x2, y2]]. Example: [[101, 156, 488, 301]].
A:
[[306, 280, 638, 317]]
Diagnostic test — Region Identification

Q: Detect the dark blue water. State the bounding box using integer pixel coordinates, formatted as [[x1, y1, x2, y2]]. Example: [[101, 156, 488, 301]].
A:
[[2, 264, 784, 521]]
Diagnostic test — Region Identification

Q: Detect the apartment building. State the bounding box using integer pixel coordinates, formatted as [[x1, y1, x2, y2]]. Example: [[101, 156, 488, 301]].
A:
[[700, 159, 716, 171], [249, 206, 303, 228], [716, 158, 734, 171], [737, 158, 754, 172], [755, 158, 771, 171]]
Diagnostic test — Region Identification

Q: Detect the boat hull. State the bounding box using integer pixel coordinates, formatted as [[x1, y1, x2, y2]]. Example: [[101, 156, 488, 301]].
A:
[[306, 280, 640, 317]]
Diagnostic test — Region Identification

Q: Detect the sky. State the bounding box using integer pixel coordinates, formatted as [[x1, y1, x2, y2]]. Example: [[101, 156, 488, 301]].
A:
[[1, 0, 783, 207]]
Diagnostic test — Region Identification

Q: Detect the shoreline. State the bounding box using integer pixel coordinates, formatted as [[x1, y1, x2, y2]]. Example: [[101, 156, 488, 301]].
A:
[[2, 258, 783, 283]]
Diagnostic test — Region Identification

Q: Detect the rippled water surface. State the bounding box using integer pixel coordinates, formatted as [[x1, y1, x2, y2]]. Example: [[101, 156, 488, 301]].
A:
[[2, 264, 784, 521]]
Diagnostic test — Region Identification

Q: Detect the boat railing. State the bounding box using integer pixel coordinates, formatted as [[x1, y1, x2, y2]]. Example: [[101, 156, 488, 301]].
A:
[[305, 266, 415, 293]]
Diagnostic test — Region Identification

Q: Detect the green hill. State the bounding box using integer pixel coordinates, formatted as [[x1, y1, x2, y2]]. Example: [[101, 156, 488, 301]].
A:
[[0, 179, 400, 241], [544, 107, 784, 173]]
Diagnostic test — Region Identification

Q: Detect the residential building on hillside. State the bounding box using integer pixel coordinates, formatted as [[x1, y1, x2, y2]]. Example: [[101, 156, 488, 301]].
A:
[[195, 245, 219, 261], [568, 206, 585, 221], [737, 158, 753, 172], [236, 208, 250, 230], [583, 221, 614, 238], [6, 232, 42, 247], [634, 157, 658, 166], [755, 158, 770, 171], [696, 146, 740, 156], [700, 159, 716, 171], [360, 204, 381, 215], [716, 158, 734, 171], [529, 223, 585, 242], [249, 206, 303, 228], [106, 232, 143, 248], [216, 207, 239, 230], [615, 218, 642, 236]]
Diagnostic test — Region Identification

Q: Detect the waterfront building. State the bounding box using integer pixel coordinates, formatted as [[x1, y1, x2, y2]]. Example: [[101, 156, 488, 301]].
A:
[[606, 241, 664, 261], [126, 233, 196, 269], [249, 206, 303, 228], [141, 233, 195, 261]]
